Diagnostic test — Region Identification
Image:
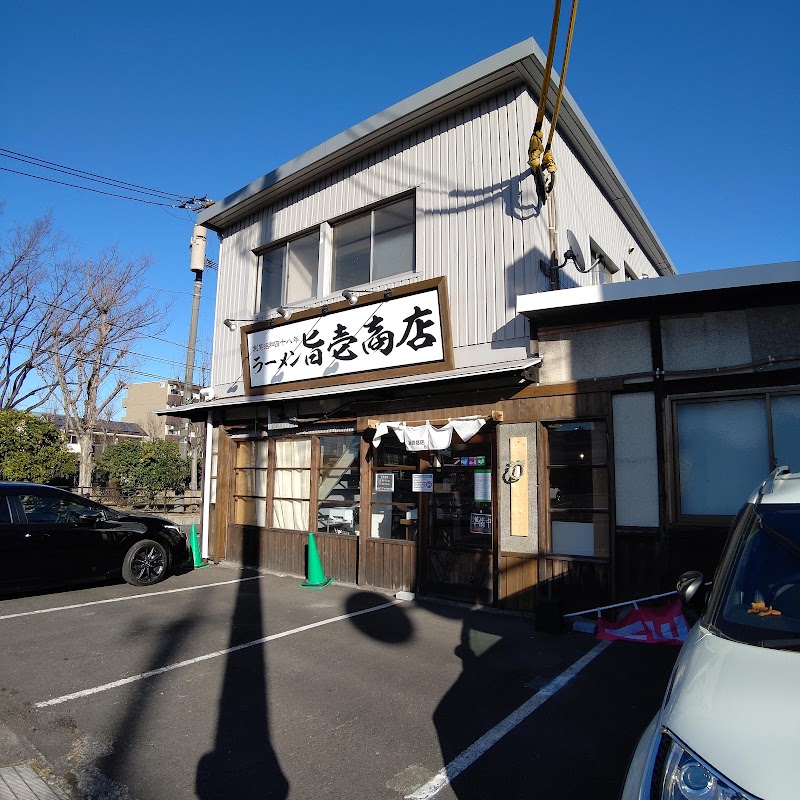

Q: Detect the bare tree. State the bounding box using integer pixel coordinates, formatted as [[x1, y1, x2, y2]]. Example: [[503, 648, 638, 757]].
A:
[[144, 412, 165, 441], [47, 247, 168, 493], [0, 208, 83, 410]]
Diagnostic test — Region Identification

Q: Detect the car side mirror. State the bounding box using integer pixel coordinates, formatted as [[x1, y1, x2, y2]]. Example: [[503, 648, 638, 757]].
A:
[[78, 510, 103, 524], [677, 570, 705, 611]]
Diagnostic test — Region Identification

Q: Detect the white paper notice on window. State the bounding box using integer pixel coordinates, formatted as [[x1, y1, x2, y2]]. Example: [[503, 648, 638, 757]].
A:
[[474, 469, 491, 502], [374, 473, 395, 492]]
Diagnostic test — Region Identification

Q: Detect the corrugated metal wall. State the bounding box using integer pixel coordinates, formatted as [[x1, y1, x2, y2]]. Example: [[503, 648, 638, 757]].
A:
[[212, 85, 659, 391]]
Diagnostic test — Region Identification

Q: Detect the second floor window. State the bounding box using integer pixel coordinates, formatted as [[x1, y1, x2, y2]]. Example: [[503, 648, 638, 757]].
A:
[[258, 230, 320, 314], [332, 197, 415, 291], [590, 246, 614, 285]]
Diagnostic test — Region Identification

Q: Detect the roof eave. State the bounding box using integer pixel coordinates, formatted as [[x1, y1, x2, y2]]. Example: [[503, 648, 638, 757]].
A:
[[516, 261, 800, 327]]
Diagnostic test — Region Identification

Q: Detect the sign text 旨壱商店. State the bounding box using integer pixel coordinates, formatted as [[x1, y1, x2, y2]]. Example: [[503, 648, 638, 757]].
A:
[[242, 284, 450, 392]]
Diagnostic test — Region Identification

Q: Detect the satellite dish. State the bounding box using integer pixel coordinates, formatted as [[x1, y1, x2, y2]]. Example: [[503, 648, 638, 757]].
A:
[[565, 230, 588, 272]]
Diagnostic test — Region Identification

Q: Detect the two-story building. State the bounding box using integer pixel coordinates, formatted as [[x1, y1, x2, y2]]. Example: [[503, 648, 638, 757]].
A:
[[122, 380, 200, 442], [184, 39, 683, 613]]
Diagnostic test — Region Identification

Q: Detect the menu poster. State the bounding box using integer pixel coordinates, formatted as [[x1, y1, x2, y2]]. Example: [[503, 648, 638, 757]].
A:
[[474, 469, 492, 502]]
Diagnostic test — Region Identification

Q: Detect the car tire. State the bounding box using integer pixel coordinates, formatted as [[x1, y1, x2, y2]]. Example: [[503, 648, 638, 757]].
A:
[[122, 539, 170, 586]]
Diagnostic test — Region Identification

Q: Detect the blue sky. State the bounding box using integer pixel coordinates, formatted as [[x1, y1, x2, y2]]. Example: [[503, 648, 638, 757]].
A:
[[2, 1, 798, 406]]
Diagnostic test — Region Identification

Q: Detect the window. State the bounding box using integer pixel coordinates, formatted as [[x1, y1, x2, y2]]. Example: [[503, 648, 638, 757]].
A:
[[624, 262, 638, 280], [257, 230, 320, 314], [19, 493, 95, 524], [0, 496, 11, 524], [427, 437, 493, 549], [232, 434, 361, 535], [272, 439, 311, 530], [589, 241, 616, 285], [544, 421, 609, 558], [233, 440, 269, 526], [674, 392, 800, 519], [317, 436, 360, 536], [371, 439, 420, 540], [716, 503, 800, 643], [332, 197, 415, 291], [209, 426, 219, 505]]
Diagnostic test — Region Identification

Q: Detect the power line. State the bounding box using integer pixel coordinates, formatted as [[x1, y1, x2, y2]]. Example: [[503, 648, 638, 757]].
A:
[[0, 147, 214, 211], [13, 340, 200, 385], [0, 148, 191, 201], [8, 316, 207, 377], [8, 335, 208, 391], [0, 166, 182, 207], [2, 288, 212, 357]]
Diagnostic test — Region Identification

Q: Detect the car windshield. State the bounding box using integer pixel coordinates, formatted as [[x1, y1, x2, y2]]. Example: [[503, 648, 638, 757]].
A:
[[714, 503, 800, 649]]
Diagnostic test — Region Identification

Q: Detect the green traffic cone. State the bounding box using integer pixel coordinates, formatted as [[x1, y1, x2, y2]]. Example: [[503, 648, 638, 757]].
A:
[[300, 532, 333, 589], [190, 524, 207, 569]]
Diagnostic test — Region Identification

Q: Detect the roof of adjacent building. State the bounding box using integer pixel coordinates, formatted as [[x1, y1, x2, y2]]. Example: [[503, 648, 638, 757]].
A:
[[198, 38, 675, 276], [44, 414, 147, 437], [517, 261, 800, 328]]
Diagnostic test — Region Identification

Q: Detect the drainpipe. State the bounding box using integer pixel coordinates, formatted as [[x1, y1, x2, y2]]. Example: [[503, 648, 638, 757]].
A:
[[201, 409, 213, 560]]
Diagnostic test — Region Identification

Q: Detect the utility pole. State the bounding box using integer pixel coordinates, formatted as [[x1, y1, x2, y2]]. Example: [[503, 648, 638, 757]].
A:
[[182, 223, 207, 490]]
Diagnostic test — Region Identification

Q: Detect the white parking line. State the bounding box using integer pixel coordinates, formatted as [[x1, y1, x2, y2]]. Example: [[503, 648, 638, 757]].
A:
[[405, 640, 612, 800], [0, 576, 265, 621], [35, 599, 403, 708]]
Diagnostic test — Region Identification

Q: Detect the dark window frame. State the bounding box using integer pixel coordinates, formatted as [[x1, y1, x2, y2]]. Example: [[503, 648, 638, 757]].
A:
[[542, 419, 611, 561], [331, 195, 416, 292], [256, 229, 321, 314], [371, 440, 423, 542], [231, 434, 361, 536], [670, 389, 800, 525]]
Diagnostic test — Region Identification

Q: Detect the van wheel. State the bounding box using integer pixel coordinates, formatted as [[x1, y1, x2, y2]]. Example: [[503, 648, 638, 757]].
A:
[[122, 539, 169, 586]]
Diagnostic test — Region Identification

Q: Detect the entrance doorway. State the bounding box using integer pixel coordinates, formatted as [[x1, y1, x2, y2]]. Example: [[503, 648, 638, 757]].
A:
[[368, 430, 496, 603], [420, 431, 495, 603]]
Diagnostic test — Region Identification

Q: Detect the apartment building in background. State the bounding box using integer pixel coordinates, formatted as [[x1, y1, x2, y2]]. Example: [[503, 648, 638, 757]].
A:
[[121, 381, 199, 442]]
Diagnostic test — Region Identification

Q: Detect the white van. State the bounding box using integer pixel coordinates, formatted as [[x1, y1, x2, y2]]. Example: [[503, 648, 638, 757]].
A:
[[621, 467, 800, 800]]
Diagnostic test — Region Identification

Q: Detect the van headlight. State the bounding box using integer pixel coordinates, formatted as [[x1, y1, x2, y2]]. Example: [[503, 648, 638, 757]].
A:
[[654, 733, 753, 800]]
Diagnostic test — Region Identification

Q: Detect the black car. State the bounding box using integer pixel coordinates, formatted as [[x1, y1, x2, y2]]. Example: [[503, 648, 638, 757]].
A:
[[0, 483, 191, 592]]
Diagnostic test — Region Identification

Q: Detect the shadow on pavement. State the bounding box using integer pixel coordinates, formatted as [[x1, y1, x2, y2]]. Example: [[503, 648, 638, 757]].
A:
[[196, 541, 289, 799], [350, 593, 679, 800], [93, 609, 202, 798], [345, 590, 414, 644]]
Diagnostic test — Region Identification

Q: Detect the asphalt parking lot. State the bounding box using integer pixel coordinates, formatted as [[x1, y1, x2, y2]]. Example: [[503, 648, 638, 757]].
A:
[[0, 565, 679, 800]]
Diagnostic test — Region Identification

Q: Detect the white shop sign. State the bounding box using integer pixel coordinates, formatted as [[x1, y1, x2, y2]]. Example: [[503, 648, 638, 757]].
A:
[[245, 288, 445, 389]]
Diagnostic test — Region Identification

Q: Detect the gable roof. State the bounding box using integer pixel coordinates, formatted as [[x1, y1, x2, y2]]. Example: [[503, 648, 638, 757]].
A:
[[198, 38, 675, 276]]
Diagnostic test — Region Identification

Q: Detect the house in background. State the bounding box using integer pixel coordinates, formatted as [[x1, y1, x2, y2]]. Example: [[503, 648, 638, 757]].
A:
[[46, 414, 147, 458], [121, 380, 200, 442], [175, 38, 684, 613]]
